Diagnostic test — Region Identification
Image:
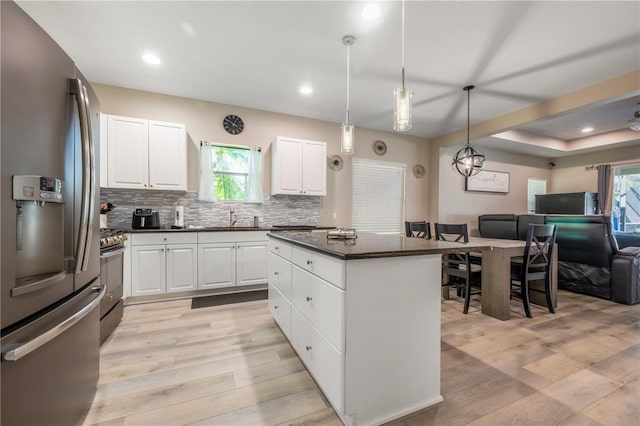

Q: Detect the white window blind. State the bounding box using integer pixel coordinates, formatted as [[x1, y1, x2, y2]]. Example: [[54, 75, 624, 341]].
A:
[[352, 158, 405, 233], [527, 178, 547, 213]]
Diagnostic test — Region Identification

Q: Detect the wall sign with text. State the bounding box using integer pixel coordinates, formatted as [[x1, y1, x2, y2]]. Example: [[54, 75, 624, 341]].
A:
[[465, 170, 510, 193]]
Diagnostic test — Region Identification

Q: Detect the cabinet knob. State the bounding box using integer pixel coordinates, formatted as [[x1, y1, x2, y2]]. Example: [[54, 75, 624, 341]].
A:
[[144, 184, 148, 188], [275, 246, 280, 251], [306, 296, 312, 302], [163, 238, 167, 241], [306, 260, 313, 265], [274, 272, 279, 276], [305, 345, 312, 351], [161, 248, 164, 252], [274, 305, 279, 309]]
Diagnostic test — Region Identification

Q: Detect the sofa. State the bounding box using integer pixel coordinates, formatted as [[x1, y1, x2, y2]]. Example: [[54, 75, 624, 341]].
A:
[[477, 214, 640, 305]]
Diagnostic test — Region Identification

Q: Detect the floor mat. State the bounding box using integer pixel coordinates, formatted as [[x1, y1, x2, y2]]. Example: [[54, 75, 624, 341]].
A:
[[191, 289, 268, 309]]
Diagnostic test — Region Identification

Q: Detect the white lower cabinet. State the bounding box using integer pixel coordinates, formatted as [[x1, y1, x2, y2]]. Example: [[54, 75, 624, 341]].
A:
[[291, 308, 344, 413], [198, 243, 236, 289], [166, 244, 198, 292], [267, 236, 444, 426], [268, 284, 291, 336], [130, 233, 197, 296], [197, 231, 268, 290], [267, 239, 345, 416]]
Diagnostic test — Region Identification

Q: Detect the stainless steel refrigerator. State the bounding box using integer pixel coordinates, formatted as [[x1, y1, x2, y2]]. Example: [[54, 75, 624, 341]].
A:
[[1, 2, 103, 425]]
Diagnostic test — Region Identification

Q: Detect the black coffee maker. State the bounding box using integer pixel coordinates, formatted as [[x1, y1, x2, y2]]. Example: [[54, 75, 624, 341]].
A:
[[131, 208, 160, 229]]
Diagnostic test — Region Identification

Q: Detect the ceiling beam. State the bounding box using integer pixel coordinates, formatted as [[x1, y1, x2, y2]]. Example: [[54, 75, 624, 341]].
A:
[[430, 69, 640, 148]]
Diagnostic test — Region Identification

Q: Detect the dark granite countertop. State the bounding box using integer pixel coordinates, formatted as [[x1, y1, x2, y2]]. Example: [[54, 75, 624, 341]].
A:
[[268, 231, 492, 260], [113, 226, 336, 233]]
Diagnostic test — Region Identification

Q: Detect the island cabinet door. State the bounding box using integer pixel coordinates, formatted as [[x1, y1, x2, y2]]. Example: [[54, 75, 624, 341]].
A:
[[291, 265, 344, 352], [267, 251, 292, 299], [268, 284, 291, 337], [291, 308, 344, 414], [198, 243, 236, 289]]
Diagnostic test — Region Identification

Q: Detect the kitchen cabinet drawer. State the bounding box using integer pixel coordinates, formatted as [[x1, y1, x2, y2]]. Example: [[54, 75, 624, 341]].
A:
[[292, 265, 344, 351], [268, 239, 292, 260], [131, 232, 197, 246], [269, 284, 291, 338], [267, 251, 292, 300], [292, 246, 344, 289], [291, 308, 343, 413], [198, 231, 268, 244]]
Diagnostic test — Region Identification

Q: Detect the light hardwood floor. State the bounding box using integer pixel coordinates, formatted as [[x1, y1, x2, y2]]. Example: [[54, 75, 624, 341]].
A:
[[84, 291, 640, 426]]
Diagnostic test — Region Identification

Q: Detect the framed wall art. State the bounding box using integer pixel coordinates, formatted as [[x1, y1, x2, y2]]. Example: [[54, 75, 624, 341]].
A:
[[465, 170, 510, 193]]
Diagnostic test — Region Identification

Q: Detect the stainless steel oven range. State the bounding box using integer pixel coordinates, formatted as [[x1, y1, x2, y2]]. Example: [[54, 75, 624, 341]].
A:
[[99, 229, 127, 344]]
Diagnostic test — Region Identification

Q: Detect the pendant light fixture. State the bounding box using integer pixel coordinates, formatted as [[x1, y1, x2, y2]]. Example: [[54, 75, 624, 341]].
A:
[[394, 0, 412, 131], [341, 35, 356, 155], [452, 85, 486, 177]]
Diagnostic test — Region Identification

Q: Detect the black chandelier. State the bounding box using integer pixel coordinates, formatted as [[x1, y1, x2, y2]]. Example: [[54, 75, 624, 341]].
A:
[[452, 85, 486, 177]]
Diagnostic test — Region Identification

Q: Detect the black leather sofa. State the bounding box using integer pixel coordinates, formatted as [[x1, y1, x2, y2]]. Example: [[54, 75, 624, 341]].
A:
[[478, 214, 640, 305]]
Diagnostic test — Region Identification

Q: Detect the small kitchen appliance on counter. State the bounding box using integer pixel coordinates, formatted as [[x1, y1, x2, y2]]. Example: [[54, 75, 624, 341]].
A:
[[131, 208, 160, 229], [173, 205, 184, 228]]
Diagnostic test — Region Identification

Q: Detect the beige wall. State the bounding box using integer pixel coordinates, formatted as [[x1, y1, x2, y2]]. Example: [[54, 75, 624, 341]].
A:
[[550, 145, 640, 193], [93, 84, 430, 228], [437, 146, 552, 235]]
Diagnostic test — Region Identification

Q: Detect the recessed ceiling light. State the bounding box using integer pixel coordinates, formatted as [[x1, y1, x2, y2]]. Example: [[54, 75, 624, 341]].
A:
[[299, 85, 313, 95], [361, 4, 381, 21], [581, 127, 594, 133], [142, 53, 161, 65]]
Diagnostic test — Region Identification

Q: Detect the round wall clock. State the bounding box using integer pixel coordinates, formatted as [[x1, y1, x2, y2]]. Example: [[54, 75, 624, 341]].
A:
[[223, 114, 244, 135], [328, 154, 344, 171], [413, 164, 425, 178], [373, 140, 387, 155]]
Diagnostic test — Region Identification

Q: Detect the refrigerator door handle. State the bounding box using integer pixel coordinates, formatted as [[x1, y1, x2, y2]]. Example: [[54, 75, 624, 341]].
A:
[[72, 78, 92, 273], [1, 285, 106, 362], [81, 83, 96, 271]]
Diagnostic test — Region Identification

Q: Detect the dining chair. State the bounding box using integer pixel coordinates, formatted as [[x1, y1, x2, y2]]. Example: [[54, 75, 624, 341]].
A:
[[510, 223, 557, 318], [405, 221, 431, 239], [434, 223, 481, 314]]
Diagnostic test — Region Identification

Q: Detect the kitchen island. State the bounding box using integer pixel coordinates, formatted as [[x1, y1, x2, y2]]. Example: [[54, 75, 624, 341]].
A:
[[267, 231, 491, 426]]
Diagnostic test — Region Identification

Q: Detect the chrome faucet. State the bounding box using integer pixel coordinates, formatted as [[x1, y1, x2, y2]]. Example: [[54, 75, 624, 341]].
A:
[[229, 209, 237, 227]]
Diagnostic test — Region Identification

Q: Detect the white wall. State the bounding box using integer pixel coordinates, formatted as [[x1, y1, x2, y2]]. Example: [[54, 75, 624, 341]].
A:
[[438, 146, 552, 235], [93, 83, 430, 228]]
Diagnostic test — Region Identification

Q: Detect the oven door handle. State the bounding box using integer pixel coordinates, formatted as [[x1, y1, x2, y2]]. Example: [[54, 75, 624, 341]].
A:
[[100, 247, 126, 259], [2, 285, 106, 362]]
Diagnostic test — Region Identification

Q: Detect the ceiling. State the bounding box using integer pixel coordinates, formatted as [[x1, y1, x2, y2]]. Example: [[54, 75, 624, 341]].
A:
[[16, 1, 640, 158]]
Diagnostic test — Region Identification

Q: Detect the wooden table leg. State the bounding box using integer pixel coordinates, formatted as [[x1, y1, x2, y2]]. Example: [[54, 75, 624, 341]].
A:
[[481, 247, 511, 320]]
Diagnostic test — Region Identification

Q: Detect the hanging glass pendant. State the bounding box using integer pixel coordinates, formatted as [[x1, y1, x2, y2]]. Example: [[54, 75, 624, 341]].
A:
[[393, 0, 412, 132], [341, 35, 356, 155], [341, 122, 354, 155], [394, 85, 413, 131]]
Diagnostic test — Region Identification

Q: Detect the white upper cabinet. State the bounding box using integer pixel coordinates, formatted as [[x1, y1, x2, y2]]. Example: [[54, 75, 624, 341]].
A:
[[148, 120, 187, 190], [271, 136, 326, 196], [101, 114, 187, 191]]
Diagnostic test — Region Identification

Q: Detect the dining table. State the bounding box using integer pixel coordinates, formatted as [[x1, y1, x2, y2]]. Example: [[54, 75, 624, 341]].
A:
[[467, 236, 558, 321]]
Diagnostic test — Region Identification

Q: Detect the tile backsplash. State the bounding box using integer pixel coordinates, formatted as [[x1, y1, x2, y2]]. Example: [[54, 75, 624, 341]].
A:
[[100, 189, 321, 229]]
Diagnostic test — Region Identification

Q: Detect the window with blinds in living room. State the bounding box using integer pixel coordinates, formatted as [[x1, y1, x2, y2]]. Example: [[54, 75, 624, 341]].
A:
[[352, 158, 406, 234]]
